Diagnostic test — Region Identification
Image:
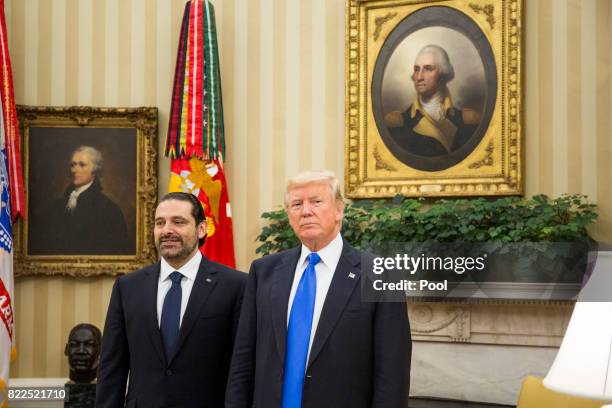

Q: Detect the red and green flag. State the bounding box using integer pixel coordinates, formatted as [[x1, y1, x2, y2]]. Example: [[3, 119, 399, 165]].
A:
[[166, 0, 235, 268]]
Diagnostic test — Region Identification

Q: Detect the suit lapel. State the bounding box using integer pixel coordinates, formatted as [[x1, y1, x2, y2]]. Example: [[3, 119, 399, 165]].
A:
[[144, 264, 166, 366], [166, 257, 218, 366], [307, 242, 361, 367], [270, 247, 301, 362]]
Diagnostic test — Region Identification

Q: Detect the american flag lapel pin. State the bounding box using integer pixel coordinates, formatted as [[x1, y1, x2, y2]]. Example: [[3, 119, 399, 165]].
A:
[[348, 272, 356, 279]]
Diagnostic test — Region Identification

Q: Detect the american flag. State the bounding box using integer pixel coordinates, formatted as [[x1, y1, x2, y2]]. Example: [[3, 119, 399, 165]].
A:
[[0, 135, 15, 408]]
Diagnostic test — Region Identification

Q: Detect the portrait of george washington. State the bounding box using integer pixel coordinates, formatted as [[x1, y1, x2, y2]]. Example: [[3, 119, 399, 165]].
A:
[[371, 6, 498, 172]]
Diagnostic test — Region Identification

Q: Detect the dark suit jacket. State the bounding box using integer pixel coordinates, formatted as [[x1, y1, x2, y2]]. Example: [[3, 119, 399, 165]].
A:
[[225, 241, 411, 408], [33, 179, 131, 255], [388, 105, 477, 157], [96, 256, 246, 408]]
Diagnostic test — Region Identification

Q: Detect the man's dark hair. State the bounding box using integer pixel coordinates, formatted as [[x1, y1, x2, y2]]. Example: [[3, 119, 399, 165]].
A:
[[158, 192, 207, 246]]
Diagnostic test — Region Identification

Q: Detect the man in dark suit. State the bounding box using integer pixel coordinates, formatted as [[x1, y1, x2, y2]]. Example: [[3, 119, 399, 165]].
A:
[[97, 192, 246, 408], [30, 145, 130, 255], [226, 171, 411, 408]]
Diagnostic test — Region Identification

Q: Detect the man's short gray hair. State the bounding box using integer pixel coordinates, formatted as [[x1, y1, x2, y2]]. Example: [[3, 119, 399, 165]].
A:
[[416, 44, 455, 84], [284, 170, 343, 207], [73, 145, 103, 175]]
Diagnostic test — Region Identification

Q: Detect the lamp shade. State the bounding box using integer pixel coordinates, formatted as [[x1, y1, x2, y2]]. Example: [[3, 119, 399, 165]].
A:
[[544, 251, 612, 401]]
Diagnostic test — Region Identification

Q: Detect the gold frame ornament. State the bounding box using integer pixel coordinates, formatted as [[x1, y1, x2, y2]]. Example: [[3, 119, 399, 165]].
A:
[[345, 0, 522, 197], [14, 106, 158, 277]]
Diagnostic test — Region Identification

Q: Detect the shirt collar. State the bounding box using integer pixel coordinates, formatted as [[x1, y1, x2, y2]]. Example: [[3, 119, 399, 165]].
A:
[[160, 250, 202, 282], [298, 232, 343, 273], [411, 86, 454, 117], [72, 180, 94, 195]]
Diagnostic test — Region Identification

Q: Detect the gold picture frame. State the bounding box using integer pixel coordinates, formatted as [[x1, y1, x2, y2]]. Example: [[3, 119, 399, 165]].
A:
[[345, 0, 522, 197], [14, 106, 158, 277]]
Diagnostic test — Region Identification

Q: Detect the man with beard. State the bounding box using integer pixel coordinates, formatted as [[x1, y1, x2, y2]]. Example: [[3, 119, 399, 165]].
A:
[[96, 192, 246, 408]]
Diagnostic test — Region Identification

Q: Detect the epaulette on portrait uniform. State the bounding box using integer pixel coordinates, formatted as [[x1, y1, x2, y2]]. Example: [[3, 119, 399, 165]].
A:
[[461, 108, 481, 125], [384, 111, 405, 128]]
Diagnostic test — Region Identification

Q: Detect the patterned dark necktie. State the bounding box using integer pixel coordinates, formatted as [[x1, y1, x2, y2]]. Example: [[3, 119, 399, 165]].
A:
[[160, 271, 183, 359]]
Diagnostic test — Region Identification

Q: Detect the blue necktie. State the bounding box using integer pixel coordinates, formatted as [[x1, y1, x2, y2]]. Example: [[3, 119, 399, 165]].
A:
[[282, 253, 321, 408], [160, 271, 183, 359]]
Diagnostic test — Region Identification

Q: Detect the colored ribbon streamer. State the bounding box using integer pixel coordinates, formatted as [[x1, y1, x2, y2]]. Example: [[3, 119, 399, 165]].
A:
[[165, 0, 225, 161]]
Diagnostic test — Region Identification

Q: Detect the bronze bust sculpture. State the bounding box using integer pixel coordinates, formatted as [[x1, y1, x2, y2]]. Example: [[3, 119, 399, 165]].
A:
[[64, 323, 101, 384]]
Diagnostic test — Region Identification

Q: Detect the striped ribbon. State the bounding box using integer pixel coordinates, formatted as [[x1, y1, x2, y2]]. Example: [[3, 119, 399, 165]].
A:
[[0, 0, 23, 220], [165, 0, 225, 161]]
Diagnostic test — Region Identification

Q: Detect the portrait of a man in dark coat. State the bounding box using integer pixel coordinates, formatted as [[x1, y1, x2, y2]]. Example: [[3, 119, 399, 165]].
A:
[[384, 44, 480, 158], [31, 145, 130, 255]]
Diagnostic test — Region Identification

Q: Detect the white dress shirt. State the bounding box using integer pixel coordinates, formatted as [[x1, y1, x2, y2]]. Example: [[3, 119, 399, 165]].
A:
[[157, 250, 202, 327], [287, 232, 343, 360], [65, 180, 93, 211], [419, 90, 445, 121]]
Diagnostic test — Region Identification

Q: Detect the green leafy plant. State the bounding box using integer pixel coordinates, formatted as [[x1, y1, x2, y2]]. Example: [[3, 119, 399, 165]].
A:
[[255, 194, 598, 256]]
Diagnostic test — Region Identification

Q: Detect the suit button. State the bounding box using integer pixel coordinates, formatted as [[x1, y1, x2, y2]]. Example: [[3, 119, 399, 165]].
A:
[[166, 369, 173, 376]]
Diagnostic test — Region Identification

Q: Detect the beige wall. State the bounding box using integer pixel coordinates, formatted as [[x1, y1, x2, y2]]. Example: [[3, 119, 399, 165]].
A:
[[6, 0, 612, 377]]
